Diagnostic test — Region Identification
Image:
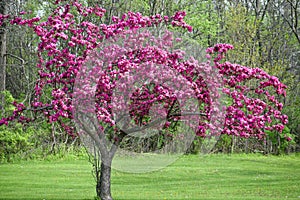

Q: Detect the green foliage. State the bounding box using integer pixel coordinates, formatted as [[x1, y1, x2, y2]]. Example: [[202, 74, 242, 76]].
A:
[[0, 122, 85, 163], [0, 124, 33, 162], [0, 94, 82, 163], [223, 4, 260, 66], [183, 0, 219, 46], [282, 82, 300, 137], [214, 134, 232, 153], [0, 91, 31, 162], [266, 126, 296, 154], [0, 90, 15, 114], [188, 136, 203, 154]]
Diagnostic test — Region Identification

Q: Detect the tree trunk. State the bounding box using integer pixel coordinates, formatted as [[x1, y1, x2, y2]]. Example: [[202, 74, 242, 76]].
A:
[[245, 138, 248, 154], [0, 0, 7, 112], [96, 158, 113, 200], [231, 135, 235, 153]]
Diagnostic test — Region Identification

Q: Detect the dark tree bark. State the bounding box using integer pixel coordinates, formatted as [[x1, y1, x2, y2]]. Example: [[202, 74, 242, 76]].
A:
[[94, 130, 124, 200], [97, 159, 113, 200]]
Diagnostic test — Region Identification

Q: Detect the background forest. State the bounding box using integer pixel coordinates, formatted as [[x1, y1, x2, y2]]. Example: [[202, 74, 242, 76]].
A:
[[0, 0, 299, 162]]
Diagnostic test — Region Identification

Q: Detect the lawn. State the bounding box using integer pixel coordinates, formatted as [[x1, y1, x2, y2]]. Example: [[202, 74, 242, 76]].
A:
[[0, 153, 299, 200]]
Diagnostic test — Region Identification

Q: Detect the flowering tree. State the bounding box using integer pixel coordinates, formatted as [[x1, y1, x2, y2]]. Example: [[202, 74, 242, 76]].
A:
[[0, 1, 288, 200]]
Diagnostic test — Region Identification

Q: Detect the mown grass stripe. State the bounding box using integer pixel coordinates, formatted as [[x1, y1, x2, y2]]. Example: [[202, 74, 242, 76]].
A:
[[0, 154, 299, 200]]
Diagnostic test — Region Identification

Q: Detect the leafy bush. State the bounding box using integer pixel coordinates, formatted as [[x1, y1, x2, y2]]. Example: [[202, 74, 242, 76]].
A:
[[0, 90, 15, 113], [0, 124, 33, 162], [266, 126, 296, 154]]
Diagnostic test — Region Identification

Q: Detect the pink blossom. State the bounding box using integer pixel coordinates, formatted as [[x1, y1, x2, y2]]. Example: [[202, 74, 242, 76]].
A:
[[286, 136, 292, 142]]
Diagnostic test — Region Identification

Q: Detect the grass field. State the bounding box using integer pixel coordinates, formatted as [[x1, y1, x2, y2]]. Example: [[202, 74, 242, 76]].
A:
[[0, 153, 299, 200]]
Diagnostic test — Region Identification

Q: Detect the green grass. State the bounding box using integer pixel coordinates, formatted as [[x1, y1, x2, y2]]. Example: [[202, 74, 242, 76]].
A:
[[0, 154, 299, 200], [0, 157, 95, 200]]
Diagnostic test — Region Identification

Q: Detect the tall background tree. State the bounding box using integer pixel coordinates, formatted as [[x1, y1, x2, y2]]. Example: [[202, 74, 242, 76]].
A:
[[0, 0, 8, 112]]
